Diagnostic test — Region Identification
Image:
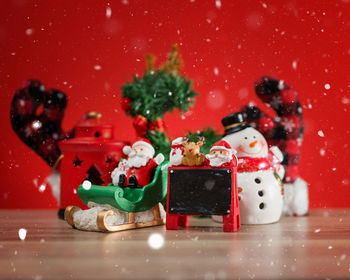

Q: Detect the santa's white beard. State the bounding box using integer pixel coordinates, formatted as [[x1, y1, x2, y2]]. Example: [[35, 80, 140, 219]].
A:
[[128, 151, 151, 168], [207, 154, 232, 167]]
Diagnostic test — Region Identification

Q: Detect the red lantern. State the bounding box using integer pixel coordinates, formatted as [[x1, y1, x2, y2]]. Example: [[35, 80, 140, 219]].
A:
[[58, 112, 129, 218]]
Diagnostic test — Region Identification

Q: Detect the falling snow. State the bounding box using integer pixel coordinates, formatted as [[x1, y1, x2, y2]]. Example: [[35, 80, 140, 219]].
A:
[[82, 180, 92, 190], [342, 97, 350, 104], [260, 2, 267, 8], [32, 120, 42, 129], [207, 90, 225, 110], [324, 83, 331, 90], [278, 80, 285, 90], [25, 28, 34, 36], [38, 184, 46, 192], [106, 6, 112, 18], [215, 0, 222, 9], [320, 148, 325, 156], [94, 65, 102, 71], [213, 67, 219, 76], [318, 130, 325, 137], [238, 88, 249, 99], [148, 233, 164, 250], [18, 228, 27, 240], [292, 60, 298, 70]]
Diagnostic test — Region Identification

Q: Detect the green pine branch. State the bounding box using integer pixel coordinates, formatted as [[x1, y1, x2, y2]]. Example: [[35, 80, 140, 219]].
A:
[[122, 70, 198, 122]]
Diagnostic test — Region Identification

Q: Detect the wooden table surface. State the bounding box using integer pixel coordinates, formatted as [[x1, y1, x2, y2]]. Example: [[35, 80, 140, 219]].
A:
[[0, 209, 349, 280]]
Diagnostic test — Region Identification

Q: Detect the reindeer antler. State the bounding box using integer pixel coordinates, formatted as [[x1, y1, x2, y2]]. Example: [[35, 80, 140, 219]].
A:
[[197, 136, 205, 144]]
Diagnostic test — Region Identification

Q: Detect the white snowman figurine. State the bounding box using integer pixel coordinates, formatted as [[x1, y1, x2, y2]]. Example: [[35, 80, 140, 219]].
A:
[[222, 112, 285, 224]]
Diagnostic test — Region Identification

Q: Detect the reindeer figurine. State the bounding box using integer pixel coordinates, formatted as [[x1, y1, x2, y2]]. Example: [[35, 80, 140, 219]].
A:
[[181, 136, 206, 166]]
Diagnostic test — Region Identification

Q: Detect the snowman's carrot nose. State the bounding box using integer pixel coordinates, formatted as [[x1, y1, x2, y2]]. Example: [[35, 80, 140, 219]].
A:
[[249, 140, 258, 148]]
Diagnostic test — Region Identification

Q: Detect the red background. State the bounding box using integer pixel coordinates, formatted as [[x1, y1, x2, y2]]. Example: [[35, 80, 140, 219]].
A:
[[0, 0, 349, 209]]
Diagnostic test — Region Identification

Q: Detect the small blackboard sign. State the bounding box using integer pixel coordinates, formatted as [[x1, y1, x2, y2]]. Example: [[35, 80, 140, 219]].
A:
[[168, 168, 232, 215]]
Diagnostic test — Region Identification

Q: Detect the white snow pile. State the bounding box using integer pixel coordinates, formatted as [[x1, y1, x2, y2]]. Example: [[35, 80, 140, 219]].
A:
[[72, 202, 166, 232]]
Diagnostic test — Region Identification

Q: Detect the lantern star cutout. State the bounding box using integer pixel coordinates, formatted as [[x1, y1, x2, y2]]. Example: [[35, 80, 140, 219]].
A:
[[72, 155, 83, 167]]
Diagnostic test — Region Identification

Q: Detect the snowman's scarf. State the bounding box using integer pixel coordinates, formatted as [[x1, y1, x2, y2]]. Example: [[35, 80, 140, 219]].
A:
[[237, 150, 280, 173]]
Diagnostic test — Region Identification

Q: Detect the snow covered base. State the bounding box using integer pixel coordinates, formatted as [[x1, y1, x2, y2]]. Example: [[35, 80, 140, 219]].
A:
[[72, 202, 166, 232], [282, 177, 309, 216]]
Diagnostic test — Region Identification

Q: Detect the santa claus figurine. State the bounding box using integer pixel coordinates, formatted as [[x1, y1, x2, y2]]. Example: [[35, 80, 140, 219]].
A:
[[205, 140, 236, 168], [169, 137, 185, 166], [111, 138, 164, 188]]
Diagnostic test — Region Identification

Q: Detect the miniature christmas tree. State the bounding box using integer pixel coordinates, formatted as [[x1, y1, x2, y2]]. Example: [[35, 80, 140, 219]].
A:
[[121, 46, 198, 158], [121, 45, 222, 159]]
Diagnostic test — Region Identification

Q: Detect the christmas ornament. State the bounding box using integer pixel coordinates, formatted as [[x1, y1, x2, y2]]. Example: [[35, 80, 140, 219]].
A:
[[111, 138, 165, 188], [222, 112, 284, 225], [58, 112, 128, 218], [205, 140, 236, 168], [169, 137, 185, 166], [10, 81, 128, 219], [65, 146, 170, 232], [10, 79, 73, 167], [10, 80, 75, 215], [240, 77, 308, 216], [185, 127, 223, 155], [121, 45, 199, 158], [180, 136, 206, 166]]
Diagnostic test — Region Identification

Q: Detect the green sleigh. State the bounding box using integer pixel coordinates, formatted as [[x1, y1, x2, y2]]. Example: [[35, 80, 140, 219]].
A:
[[65, 161, 170, 232]]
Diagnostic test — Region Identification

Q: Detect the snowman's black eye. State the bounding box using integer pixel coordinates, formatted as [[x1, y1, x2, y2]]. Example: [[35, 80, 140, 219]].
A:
[[253, 136, 256, 139], [244, 137, 248, 140]]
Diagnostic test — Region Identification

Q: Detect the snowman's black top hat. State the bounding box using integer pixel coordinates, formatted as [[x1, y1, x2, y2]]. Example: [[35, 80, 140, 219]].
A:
[[222, 112, 249, 136]]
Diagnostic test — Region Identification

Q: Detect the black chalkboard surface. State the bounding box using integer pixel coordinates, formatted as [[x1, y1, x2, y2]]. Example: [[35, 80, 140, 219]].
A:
[[168, 168, 232, 215]]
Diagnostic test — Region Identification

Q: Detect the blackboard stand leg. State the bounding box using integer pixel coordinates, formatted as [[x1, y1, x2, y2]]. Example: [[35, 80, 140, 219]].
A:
[[223, 214, 238, 232], [166, 213, 179, 230], [178, 215, 189, 227]]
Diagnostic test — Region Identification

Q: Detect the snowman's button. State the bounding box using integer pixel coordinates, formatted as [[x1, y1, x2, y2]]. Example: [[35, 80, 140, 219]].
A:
[[259, 202, 265, 209], [258, 190, 264, 197], [255, 178, 262, 184]]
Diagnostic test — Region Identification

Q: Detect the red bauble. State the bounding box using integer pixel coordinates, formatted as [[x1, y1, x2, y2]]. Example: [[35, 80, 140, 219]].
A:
[[133, 115, 148, 137], [121, 97, 132, 112]]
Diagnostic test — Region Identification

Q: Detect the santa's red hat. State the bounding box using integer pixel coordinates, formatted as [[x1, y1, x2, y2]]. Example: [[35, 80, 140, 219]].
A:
[[123, 138, 155, 157], [210, 140, 232, 154]]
